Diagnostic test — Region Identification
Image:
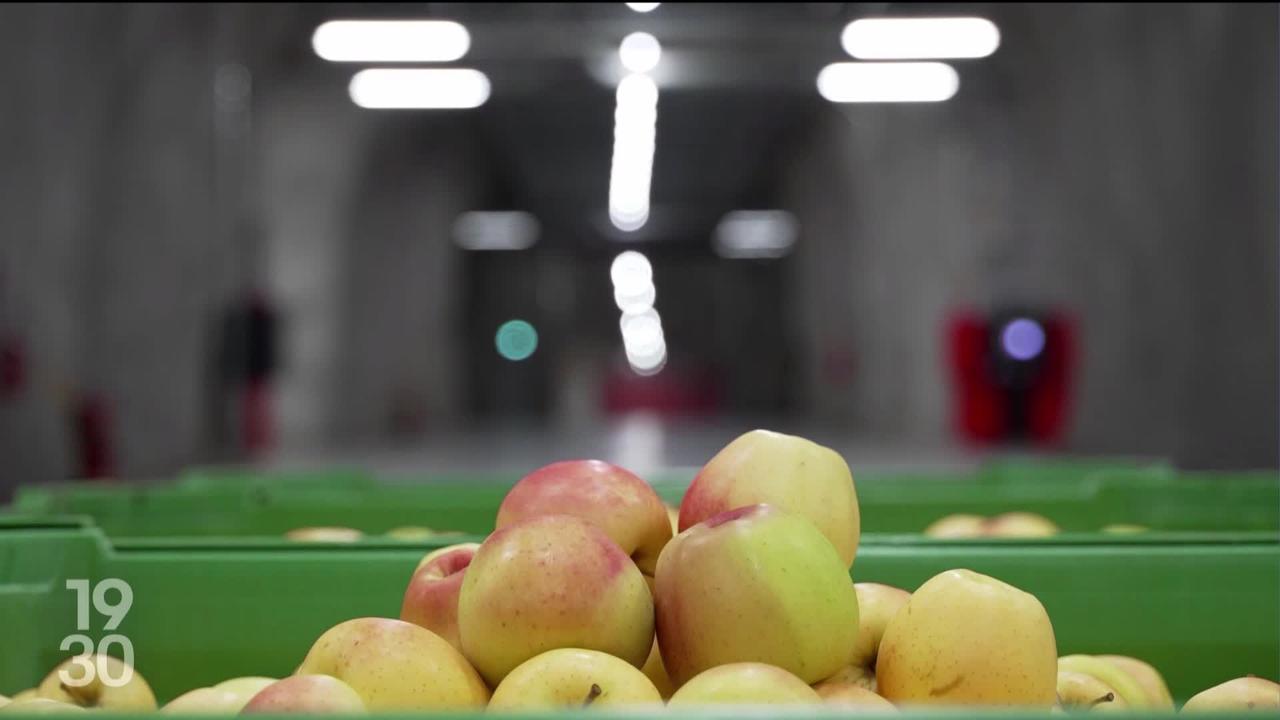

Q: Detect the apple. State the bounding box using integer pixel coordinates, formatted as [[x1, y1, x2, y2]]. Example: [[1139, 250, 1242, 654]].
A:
[[37, 655, 157, 710], [1181, 676, 1280, 712], [640, 638, 675, 699], [386, 526, 449, 540], [400, 543, 481, 650], [296, 617, 489, 709], [9, 691, 38, 703], [877, 569, 1057, 706], [459, 514, 653, 686], [922, 514, 987, 539], [679, 430, 860, 567], [1095, 655, 1171, 709], [0, 699, 85, 714], [284, 527, 363, 543], [240, 676, 365, 714], [1058, 655, 1149, 707], [495, 460, 671, 577], [834, 583, 911, 692], [815, 683, 897, 710], [488, 648, 662, 709], [1057, 670, 1126, 711], [667, 663, 822, 705], [1100, 524, 1148, 535], [814, 582, 911, 694], [0, 696, 7, 710], [215, 678, 277, 700], [666, 506, 680, 535], [655, 504, 859, 686], [986, 512, 1060, 538], [162, 678, 276, 714]]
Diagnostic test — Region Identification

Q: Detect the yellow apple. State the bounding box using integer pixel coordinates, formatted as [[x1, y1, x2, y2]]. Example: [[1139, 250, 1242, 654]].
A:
[[656, 504, 860, 686], [284, 527, 362, 543], [678, 429, 860, 567], [816, 683, 897, 710], [488, 648, 662, 709], [1096, 655, 1173, 709], [877, 569, 1057, 706], [37, 655, 157, 710], [296, 617, 489, 709], [1100, 524, 1148, 535], [985, 512, 1060, 538], [668, 663, 822, 705], [1058, 655, 1149, 707], [0, 699, 85, 714], [922, 514, 988, 539], [1057, 670, 1126, 712], [495, 460, 672, 577], [10, 691, 37, 703], [640, 638, 675, 699], [819, 582, 911, 693], [666, 506, 680, 534], [400, 543, 481, 650], [458, 514, 653, 686], [1181, 676, 1280, 712], [240, 675, 365, 714], [386, 526, 441, 540], [161, 677, 276, 714]]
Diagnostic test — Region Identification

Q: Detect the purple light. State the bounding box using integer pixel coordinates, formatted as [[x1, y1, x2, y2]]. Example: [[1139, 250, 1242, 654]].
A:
[[1001, 318, 1045, 361]]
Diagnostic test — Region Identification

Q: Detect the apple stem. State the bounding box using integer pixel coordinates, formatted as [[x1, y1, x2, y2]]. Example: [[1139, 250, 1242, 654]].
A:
[[582, 684, 603, 707], [1090, 692, 1115, 708], [60, 682, 94, 707]]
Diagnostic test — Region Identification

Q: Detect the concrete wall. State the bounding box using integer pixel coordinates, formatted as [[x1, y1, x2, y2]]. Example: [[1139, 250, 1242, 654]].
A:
[[782, 3, 1278, 467]]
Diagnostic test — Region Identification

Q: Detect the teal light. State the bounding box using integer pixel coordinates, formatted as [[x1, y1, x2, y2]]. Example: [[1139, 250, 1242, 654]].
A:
[[495, 319, 538, 361]]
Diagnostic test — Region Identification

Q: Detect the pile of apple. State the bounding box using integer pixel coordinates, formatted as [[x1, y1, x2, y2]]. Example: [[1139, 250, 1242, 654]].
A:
[[3, 429, 1277, 715]]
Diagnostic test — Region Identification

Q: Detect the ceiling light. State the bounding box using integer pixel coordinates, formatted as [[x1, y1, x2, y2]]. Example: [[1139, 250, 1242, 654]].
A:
[[842, 17, 999, 60], [817, 62, 959, 103], [313, 20, 470, 62], [349, 69, 490, 109]]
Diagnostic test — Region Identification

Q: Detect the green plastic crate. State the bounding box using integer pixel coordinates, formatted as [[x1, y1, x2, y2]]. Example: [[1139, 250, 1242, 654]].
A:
[[7, 469, 1276, 542], [0, 518, 1274, 713]]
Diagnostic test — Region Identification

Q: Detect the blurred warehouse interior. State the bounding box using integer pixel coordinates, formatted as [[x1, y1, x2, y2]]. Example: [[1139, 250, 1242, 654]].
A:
[[0, 3, 1276, 492]]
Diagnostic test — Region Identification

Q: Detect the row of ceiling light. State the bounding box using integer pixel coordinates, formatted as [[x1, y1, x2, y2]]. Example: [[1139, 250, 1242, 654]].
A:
[[312, 13, 999, 108]]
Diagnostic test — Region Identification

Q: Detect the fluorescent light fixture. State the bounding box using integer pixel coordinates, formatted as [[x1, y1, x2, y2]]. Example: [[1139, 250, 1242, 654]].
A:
[[453, 211, 539, 251], [625, 3, 661, 12], [714, 210, 799, 259], [609, 75, 659, 231], [349, 68, 490, 109], [817, 62, 958, 103], [619, 32, 662, 74], [313, 20, 470, 63], [842, 17, 999, 60]]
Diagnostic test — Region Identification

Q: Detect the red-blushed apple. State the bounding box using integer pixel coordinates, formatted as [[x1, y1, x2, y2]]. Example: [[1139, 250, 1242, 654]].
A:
[[495, 460, 672, 576], [295, 618, 489, 709], [240, 676, 365, 714], [399, 543, 481, 650], [679, 429, 860, 567], [458, 514, 654, 686], [656, 504, 860, 686], [667, 663, 822, 705]]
